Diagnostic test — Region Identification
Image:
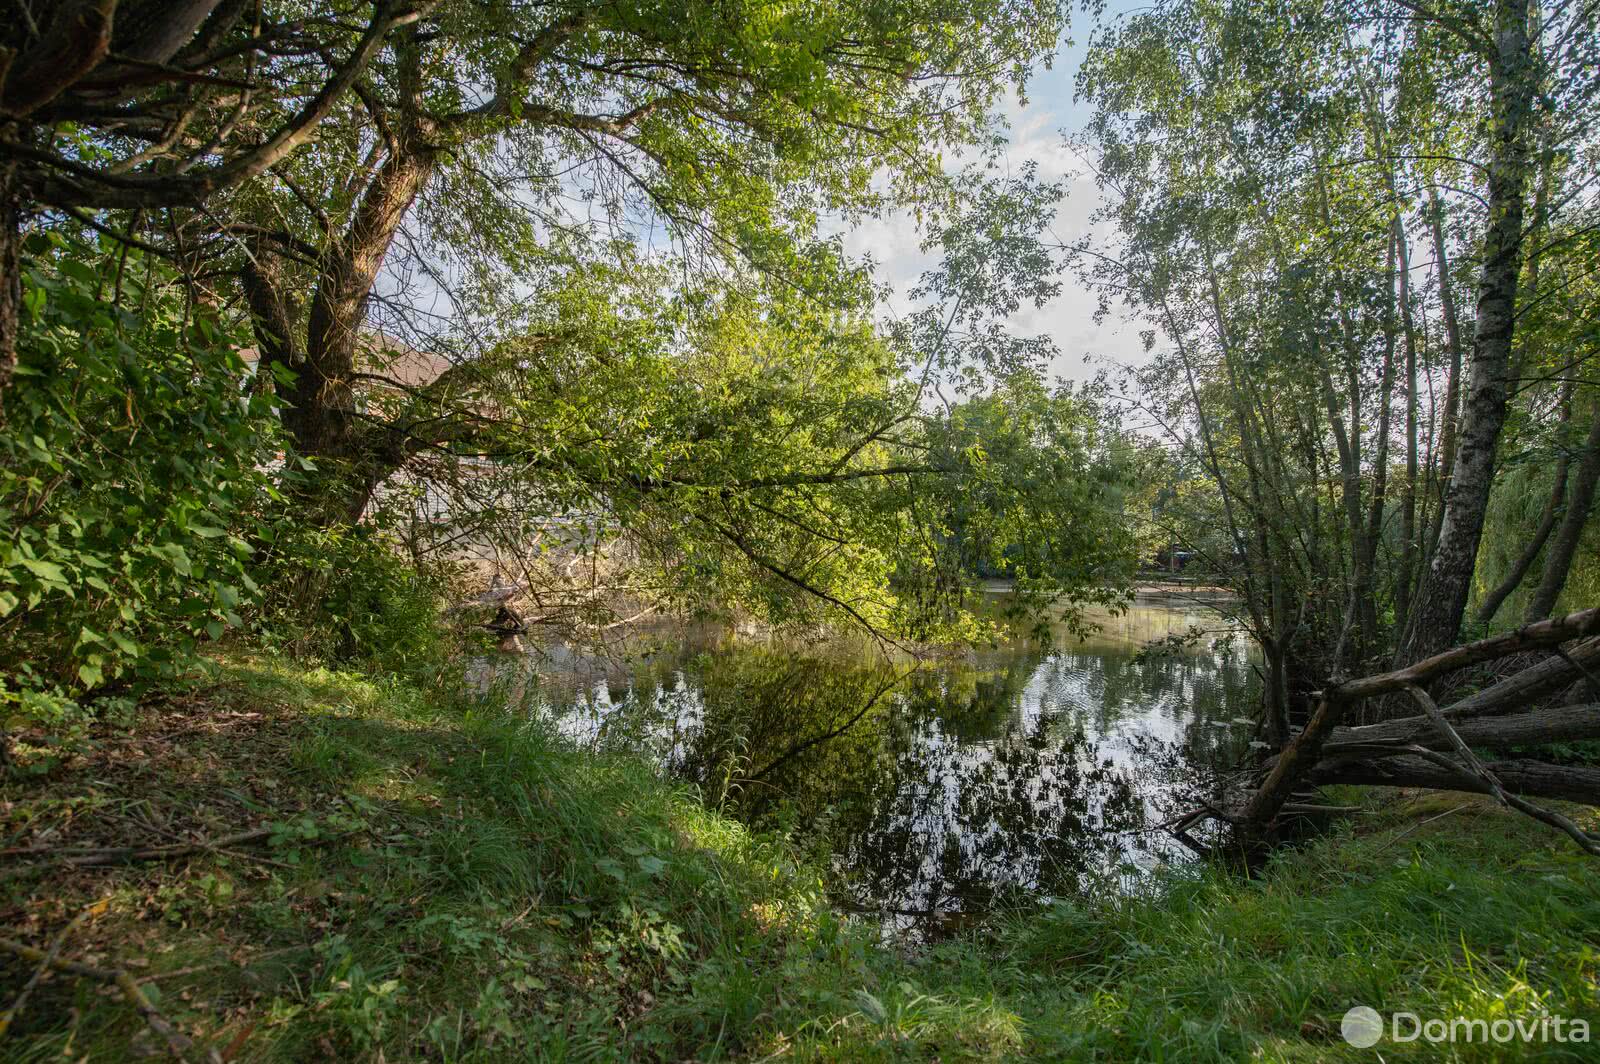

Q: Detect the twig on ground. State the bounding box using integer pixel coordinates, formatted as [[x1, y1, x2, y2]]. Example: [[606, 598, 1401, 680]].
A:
[[1371, 803, 1468, 857], [1, 828, 274, 880], [0, 936, 222, 1062], [0, 898, 109, 1037]]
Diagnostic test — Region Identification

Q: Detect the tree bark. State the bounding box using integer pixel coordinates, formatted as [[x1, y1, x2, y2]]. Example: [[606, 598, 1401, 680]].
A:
[[1395, 216, 1421, 634], [0, 0, 116, 117], [247, 23, 440, 527], [1423, 189, 1466, 569], [1329, 703, 1600, 752], [1312, 756, 1600, 807], [1400, 0, 1537, 665], [1524, 404, 1600, 621]]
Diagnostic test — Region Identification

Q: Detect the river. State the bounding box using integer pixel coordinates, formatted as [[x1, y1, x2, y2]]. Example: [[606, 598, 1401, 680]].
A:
[[520, 590, 1258, 936]]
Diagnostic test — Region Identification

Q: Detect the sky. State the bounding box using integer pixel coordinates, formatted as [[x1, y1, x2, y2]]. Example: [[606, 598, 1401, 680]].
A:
[[377, 6, 1152, 383], [836, 9, 1149, 385]]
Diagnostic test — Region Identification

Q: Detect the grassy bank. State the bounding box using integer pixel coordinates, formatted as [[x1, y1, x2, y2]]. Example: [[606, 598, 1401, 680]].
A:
[[2, 652, 1596, 1061]]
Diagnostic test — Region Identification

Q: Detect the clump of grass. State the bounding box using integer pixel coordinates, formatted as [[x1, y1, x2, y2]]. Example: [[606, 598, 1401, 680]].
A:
[[2, 651, 1596, 1061]]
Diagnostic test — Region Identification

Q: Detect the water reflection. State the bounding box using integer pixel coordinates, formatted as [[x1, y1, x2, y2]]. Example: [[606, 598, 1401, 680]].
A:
[[528, 595, 1257, 935]]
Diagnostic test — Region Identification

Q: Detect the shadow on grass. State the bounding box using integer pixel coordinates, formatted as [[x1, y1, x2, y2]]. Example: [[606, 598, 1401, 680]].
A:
[[4, 653, 1598, 1062], [3, 653, 1026, 1061]]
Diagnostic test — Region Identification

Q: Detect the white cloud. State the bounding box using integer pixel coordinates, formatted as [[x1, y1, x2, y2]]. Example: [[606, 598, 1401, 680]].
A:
[[836, 55, 1150, 385]]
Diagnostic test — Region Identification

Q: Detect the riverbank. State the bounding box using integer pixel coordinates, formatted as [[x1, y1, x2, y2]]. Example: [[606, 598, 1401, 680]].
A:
[[3, 651, 1596, 1061]]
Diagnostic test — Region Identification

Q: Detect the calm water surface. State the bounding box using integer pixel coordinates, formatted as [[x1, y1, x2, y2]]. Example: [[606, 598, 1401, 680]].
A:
[[524, 593, 1257, 934]]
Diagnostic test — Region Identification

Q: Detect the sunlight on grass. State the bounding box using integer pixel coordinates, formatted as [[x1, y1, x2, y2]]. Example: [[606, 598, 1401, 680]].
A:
[[4, 652, 1596, 1061]]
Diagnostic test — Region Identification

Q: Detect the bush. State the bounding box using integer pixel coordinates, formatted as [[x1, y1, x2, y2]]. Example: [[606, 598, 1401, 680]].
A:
[[252, 522, 461, 678], [0, 235, 280, 734]]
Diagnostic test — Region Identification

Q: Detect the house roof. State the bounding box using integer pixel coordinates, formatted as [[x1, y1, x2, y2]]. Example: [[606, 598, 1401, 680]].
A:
[[240, 331, 454, 389]]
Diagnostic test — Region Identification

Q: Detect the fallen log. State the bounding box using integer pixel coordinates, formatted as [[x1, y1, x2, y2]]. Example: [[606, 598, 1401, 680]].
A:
[[1443, 636, 1600, 718], [1327, 703, 1600, 753], [1239, 608, 1600, 843], [1400, 682, 1600, 858], [1310, 756, 1600, 807]]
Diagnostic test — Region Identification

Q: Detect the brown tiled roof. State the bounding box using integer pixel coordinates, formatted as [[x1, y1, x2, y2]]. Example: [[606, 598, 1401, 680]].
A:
[[239, 332, 452, 388]]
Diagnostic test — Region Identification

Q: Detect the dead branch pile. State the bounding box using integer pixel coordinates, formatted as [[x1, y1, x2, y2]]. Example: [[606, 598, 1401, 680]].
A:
[[1180, 610, 1600, 857]]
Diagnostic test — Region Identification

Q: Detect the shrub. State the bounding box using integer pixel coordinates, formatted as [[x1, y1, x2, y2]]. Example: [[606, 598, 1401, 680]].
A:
[[0, 235, 279, 734], [252, 522, 461, 679]]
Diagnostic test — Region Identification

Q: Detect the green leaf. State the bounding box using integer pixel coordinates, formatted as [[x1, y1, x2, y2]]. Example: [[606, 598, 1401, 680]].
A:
[[151, 543, 192, 575], [18, 558, 67, 582]]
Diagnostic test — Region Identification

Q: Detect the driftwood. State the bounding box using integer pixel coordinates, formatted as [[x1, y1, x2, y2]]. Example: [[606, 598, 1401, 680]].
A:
[[1177, 609, 1600, 859]]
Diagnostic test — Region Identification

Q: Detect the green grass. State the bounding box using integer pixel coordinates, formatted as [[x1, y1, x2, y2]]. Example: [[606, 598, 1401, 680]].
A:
[[2, 651, 1596, 1061]]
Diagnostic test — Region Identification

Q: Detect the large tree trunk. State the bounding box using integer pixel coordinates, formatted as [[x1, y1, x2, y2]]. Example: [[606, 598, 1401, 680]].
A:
[[1524, 405, 1600, 621], [1400, 0, 1538, 665], [247, 142, 437, 526]]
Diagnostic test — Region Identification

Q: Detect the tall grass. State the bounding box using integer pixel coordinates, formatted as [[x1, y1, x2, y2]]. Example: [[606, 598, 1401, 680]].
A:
[[2, 654, 1595, 1061]]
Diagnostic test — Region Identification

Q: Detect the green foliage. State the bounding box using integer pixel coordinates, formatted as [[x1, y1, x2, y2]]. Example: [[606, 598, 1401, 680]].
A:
[[4, 654, 1595, 1061], [392, 248, 1135, 646], [0, 236, 277, 729], [1073, 0, 1600, 673], [919, 375, 1136, 634], [252, 523, 457, 678], [265, 0, 1062, 319]]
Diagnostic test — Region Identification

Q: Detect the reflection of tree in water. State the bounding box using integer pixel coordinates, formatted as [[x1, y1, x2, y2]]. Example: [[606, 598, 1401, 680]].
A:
[[544, 609, 1257, 933], [836, 708, 1146, 923]]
